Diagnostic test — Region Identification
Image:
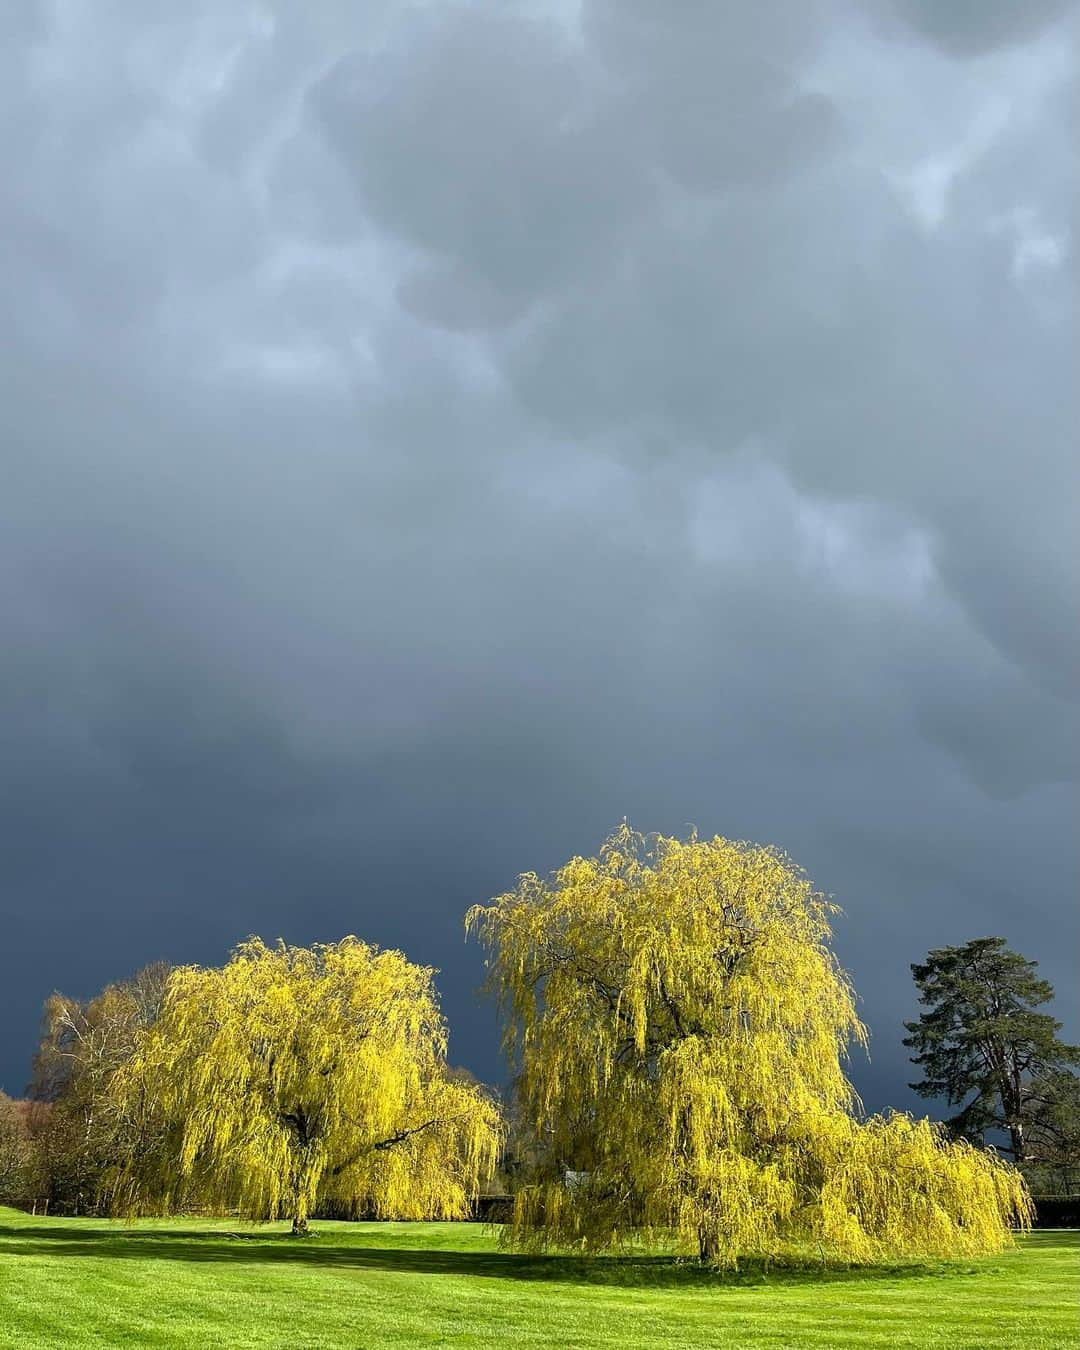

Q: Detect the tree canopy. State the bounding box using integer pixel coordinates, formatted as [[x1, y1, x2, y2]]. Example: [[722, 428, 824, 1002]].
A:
[[468, 825, 1030, 1267], [904, 937, 1079, 1166], [0, 1093, 32, 1206], [109, 937, 502, 1233], [27, 962, 172, 1216]]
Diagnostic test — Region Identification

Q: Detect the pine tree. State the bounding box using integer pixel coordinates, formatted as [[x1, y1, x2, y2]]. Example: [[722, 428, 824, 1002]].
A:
[[904, 937, 1078, 1164]]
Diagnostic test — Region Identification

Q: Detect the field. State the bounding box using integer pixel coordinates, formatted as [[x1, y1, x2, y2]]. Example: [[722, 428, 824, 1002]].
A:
[[0, 1208, 1074, 1349]]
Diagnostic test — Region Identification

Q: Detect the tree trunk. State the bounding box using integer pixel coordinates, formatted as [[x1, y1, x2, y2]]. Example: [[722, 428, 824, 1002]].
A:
[[1003, 1056, 1027, 1164], [284, 1113, 318, 1235], [290, 1173, 311, 1235], [698, 1224, 719, 1264]]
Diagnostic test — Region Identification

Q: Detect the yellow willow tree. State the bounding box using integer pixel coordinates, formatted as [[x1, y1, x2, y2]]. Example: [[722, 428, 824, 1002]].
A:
[[467, 825, 1031, 1267], [109, 937, 502, 1233]]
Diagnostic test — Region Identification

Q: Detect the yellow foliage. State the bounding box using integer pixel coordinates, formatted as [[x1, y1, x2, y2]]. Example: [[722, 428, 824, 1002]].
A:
[[467, 825, 1032, 1266], [109, 937, 502, 1231]]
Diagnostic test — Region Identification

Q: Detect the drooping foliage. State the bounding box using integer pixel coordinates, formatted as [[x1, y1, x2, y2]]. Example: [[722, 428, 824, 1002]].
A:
[[468, 825, 1031, 1267], [109, 937, 502, 1232]]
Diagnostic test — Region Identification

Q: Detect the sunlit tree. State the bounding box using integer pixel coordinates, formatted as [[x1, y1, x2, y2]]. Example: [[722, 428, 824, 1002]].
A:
[[110, 937, 502, 1233], [29, 962, 172, 1215], [468, 825, 1031, 1267]]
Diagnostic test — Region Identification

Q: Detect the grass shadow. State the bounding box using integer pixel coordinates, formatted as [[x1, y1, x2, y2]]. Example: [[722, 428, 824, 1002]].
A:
[[0, 1223, 989, 1290]]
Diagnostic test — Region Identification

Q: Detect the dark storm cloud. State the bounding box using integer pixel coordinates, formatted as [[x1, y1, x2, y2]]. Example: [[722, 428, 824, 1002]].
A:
[[885, 0, 1074, 56], [0, 1, 1075, 1108]]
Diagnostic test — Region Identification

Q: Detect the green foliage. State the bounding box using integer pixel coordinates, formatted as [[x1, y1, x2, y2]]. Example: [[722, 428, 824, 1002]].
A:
[[1018, 1070, 1080, 1196], [109, 937, 502, 1231], [469, 825, 1031, 1267], [904, 937, 1079, 1164]]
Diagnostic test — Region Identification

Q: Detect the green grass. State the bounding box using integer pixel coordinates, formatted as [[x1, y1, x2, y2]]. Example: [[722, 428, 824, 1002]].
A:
[[0, 1208, 1074, 1348]]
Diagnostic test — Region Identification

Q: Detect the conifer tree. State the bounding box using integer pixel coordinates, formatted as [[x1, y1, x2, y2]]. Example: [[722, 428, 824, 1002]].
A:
[[905, 937, 1078, 1164]]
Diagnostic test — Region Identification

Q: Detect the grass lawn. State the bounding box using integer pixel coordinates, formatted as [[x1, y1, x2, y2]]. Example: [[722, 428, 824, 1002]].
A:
[[0, 1208, 1075, 1349]]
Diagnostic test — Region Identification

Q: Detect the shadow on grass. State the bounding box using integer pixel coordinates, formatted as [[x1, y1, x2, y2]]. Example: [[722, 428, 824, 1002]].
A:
[[0, 1224, 986, 1289]]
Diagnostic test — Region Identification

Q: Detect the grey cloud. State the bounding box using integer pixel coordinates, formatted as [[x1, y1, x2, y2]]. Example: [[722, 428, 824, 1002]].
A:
[[395, 264, 529, 331], [0, 2, 1075, 1108], [583, 0, 842, 192], [886, 0, 1075, 56], [311, 9, 641, 321]]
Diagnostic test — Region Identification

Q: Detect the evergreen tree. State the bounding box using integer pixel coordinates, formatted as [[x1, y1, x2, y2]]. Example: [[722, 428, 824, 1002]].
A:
[[1022, 1070, 1080, 1194], [904, 937, 1078, 1164]]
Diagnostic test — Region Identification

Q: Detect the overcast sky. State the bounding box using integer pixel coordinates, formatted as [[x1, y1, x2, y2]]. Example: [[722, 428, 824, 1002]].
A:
[[1, 1, 1076, 1107]]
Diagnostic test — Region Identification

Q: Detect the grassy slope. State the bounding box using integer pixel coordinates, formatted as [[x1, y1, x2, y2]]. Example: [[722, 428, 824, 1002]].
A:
[[0, 1209, 1075, 1349]]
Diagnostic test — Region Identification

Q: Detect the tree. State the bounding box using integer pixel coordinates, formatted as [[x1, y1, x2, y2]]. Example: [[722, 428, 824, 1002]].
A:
[[110, 936, 502, 1234], [904, 937, 1078, 1164], [31, 962, 173, 1106], [1022, 1070, 1080, 1195], [468, 825, 1030, 1268], [0, 1093, 32, 1206], [27, 962, 172, 1215]]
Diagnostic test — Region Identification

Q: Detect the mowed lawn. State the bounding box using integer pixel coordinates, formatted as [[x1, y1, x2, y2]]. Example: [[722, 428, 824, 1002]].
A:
[[0, 1209, 1075, 1349]]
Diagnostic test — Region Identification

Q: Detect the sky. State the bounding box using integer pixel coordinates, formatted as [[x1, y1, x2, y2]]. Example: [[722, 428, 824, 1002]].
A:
[[1, 0, 1076, 1109]]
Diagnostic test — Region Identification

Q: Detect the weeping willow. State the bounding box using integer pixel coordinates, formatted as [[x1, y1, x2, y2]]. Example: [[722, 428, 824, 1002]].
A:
[[467, 825, 1031, 1267], [108, 937, 502, 1232]]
